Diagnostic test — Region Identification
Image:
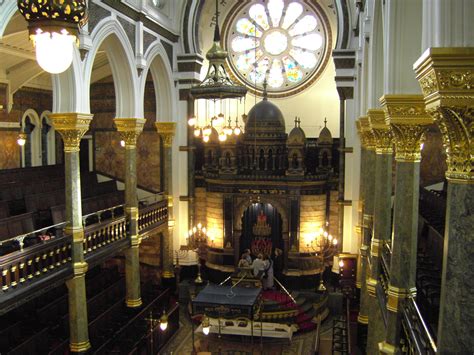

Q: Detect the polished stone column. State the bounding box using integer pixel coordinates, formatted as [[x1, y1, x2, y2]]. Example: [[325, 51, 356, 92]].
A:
[[49, 113, 93, 353], [357, 116, 376, 346], [114, 118, 145, 308], [155, 122, 176, 279], [415, 47, 474, 354], [366, 109, 393, 353], [379, 95, 432, 354]]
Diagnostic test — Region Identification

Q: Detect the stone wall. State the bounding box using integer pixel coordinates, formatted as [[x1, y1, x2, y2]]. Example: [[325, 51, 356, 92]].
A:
[[206, 192, 224, 248], [299, 194, 326, 251]]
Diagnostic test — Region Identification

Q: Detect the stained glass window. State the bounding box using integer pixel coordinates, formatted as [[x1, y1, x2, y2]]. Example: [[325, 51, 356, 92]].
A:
[[226, 0, 328, 96]]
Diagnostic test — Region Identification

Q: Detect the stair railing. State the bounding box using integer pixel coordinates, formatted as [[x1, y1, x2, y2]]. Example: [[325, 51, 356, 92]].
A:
[[273, 277, 296, 304]]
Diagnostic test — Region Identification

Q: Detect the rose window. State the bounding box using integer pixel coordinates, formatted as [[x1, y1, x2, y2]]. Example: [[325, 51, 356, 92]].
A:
[[225, 0, 330, 97]]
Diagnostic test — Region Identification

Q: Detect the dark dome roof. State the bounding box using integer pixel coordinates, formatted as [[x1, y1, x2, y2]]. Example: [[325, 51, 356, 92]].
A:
[[318, 126, 333, 144], [245, 99, 286, 136]]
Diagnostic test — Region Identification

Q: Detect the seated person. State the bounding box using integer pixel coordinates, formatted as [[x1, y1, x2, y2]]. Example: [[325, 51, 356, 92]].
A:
[[237, 253, 252, 278]]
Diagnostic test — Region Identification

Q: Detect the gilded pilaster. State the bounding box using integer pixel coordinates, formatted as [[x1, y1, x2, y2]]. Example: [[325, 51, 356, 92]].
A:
[[366, 109, 393, 354], [356, 116, 376, 351], [155, 122, 176, 279], [115, 118, 145, 308], [378, 95, 432, 353], [49, 113, 93, 353], [414, 47, 474, 354]]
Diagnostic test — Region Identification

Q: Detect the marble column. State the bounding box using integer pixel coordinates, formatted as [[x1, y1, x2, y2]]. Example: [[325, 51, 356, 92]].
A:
[[378, 95, 433, 354], [356, 116, 376, 348], [155, 122, 176, 279], [49, 113, 93, 353], [114, 118, 145, 308], [366, 109, 393, 353], [415, 47, 474, 354]]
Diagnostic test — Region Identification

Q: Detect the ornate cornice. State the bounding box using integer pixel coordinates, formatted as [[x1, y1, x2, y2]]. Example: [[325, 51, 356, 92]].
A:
[[155, 122, 177, 148], [380, 95, 433, 162], [49, 113, 93, 153], [358, 116, 376, 151], [414, 48, 473, 182], [114, 118, 146, 148], [368, 109, 392, 154]]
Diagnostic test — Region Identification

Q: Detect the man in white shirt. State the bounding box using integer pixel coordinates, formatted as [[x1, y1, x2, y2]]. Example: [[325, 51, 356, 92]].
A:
[[252, 253, 265, 278]]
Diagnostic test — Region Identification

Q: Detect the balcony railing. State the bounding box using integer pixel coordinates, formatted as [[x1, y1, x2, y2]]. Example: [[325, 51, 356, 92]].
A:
[[401, 296, 437, 354], [0, 200, 168, 314]]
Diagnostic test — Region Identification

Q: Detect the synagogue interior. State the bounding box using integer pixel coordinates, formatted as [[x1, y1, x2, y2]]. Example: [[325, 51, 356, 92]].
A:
[[0, 0, 472, 354]]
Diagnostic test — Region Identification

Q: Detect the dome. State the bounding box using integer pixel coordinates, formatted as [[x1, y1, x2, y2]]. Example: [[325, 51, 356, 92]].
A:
[[288, 117, 306, 145], [245, 98, 286, 136], [318, 119, 333, 144]]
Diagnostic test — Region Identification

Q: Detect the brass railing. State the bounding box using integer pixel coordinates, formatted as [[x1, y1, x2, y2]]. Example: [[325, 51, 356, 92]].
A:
[[0, 200, 168, 311], [83, 217, 127, 254], [401, 296, 437, 354], [138, 199, 168, 233]]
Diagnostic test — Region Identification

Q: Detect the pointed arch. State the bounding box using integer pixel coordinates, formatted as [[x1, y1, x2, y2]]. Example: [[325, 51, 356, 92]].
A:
[[0, 2, 18, 38]]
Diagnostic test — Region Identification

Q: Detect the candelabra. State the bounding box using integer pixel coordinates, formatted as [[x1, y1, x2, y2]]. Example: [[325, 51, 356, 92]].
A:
[[307, 223, 339, 291], [186, 223, 209, 284]]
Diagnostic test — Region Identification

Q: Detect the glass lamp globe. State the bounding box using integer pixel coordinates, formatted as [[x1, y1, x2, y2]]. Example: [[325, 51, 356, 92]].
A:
[[32, 29, 76, 74], [218, 132, 227, 142], [17, 133, 27, 146], [203, 135, 210, 143], [233, 126, 242, 135], [159, 312, 168, 331], [188, 116, 197, 126]]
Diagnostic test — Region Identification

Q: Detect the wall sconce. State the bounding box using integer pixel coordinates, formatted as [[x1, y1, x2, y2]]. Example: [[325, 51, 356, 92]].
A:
[[17, 132, 27, 146], [17, 0, 88, 74], [202, 315, 210, 335], [159, 310, 168, 331]]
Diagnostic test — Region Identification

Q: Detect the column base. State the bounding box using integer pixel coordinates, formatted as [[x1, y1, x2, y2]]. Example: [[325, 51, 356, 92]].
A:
[[70, 340, 91, 353], [126, 298, 143, 308], [379, 341, 399, 354]]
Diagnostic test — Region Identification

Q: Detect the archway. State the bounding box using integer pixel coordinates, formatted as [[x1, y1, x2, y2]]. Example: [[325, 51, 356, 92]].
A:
[[240, 202, 283, 259]]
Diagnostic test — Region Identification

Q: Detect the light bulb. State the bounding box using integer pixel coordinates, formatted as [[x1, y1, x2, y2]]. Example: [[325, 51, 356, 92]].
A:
[[17, 133, 26, 146], [420, 142, 424, 151], [215, 113, 225, 125], [120, 140, 126, 147], [333, 239, 338, 245], [339, 260, 344, 268], [188, 116, 197, 126], [159, 312, 168, 331], [219, 132, 227, 142], [194, 128, 201, 137], [203, 125, 212, 136], [328, 234, 333, 241], [193, 227, 197, 233], [323, 231, 328, 238], [233, 126, 241, 135], [202, 227, 207, 234], [32, 29, 75, 74], [203, 135, 210, 143], [197, 223, 202, 229], [202, 316, 210, 335], [223, 126, 233, 136], [188, 230, 193, 237]]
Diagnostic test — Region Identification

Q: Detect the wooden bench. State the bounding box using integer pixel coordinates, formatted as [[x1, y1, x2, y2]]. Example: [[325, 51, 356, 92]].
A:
[[0, 212, 35, 241]]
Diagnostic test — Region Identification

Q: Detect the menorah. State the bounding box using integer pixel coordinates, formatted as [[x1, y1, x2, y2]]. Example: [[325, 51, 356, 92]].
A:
[[306, 224, 339, 291]]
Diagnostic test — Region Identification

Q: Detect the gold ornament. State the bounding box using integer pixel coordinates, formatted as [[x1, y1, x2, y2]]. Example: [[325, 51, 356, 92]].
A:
[[368, 109, 392, 154], [114, 118, 146, 148], [49, 113, 93, 152]]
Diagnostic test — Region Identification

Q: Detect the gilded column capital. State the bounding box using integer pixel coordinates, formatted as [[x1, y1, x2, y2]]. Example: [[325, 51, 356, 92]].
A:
[[358, 116, 376, 151], [380, 95, 433, 162], [49, 113, 93, 152], [155, 122, 177, 148], [414, 47, 474, 182], [114, 118, 146, 148], [368, 109, 393, 154]]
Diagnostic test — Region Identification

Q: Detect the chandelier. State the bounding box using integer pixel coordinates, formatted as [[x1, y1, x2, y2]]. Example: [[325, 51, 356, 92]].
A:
[[189, 0, 247, 143], [17, 0, 88, 74]]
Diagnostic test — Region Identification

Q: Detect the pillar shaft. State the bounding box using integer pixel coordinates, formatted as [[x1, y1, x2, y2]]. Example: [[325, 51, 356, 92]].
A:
[[379, 95, 432, 353], [156, 122, 176, 279], [414, 47, 474, 353], [366, 109, 393, 353], [357, 116, 376, 329], [50, 113, 93, 354], [115, 118, 145, 308]]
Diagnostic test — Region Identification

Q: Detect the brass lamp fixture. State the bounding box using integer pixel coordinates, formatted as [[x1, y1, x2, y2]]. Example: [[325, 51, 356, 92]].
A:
[[187, 223, 209, 284], [17, 132, 27, 146], [17, 0, 88, 74], [189, 0, 247, 143], [307, 222, 339, 292]]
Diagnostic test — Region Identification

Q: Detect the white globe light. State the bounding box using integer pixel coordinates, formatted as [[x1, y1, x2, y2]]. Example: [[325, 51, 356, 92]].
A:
[[218, 132, 227, 142], [339, 259, 344, 268], [233, 126, 242, 135], [33, 29, 75, 74], [188, 116, 197, 126], [203, 135, 210, 143], [120, 140, 126, 147]]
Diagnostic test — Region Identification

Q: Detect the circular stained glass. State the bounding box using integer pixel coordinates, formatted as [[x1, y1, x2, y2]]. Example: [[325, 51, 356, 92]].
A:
[[225, 0, 330, 97]]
